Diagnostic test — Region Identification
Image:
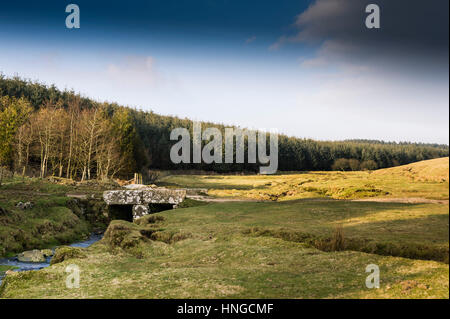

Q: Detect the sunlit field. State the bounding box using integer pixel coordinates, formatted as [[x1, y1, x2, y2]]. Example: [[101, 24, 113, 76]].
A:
[[1, 158, 448, 298], [160, 157, 449, 201]]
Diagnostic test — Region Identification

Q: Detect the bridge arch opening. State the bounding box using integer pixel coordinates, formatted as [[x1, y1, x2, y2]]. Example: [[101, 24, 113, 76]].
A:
[[108, 205, 133, 222]]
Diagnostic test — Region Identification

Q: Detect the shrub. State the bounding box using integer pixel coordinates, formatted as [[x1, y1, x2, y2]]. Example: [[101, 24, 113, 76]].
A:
[[332, 158, 350, 171], [360, 160, 378, 171], [348, 159, 361, 171]]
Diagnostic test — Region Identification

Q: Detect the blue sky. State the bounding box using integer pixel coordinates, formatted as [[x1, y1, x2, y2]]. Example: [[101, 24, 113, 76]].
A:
[[0, 0, 448, 144]]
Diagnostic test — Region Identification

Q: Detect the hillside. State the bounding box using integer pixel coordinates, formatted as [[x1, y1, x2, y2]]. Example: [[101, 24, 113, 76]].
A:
[[373, 157, 449, 183], [1, 75, 448, 177]]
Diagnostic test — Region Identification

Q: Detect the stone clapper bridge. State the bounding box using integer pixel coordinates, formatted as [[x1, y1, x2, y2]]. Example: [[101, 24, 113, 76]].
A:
[[103, 186, 186, 221]]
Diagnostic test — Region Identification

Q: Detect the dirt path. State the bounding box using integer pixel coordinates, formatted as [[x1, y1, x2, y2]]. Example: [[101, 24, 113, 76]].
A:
[[187, 195, 265, 203]]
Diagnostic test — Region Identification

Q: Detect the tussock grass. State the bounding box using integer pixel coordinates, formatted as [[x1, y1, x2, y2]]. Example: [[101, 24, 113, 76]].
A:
[[243, 226, 449, 263], [102, 215, 191, 258], [50, 246, 87, 265], [2, 233, 448, 299], [160, 157, 449, 201]]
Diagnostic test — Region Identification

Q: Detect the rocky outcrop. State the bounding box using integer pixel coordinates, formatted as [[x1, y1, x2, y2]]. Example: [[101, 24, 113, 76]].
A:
[[17, 250, 46, 263]]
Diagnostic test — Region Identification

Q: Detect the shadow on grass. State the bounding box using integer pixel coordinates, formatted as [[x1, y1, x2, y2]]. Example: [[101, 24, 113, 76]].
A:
[[188, 199, 449, 263]]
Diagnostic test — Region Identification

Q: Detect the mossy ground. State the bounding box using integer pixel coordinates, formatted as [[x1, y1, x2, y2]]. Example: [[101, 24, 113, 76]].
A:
[[0, 177, 110, 257], [0, 265, 17, 272], [0, 159, 448, 298], [1, 198, 448, 298]]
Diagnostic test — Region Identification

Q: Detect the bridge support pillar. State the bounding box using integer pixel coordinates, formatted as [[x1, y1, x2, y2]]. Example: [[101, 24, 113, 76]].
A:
[[132, 204, 150, 220]]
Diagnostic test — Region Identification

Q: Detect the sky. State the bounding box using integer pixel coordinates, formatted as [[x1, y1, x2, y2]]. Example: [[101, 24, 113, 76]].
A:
[[0, 0, 448, 144]]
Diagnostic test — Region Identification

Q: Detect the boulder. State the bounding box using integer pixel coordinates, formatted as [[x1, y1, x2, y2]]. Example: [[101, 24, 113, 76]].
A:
[[17, 249, 46, 263]]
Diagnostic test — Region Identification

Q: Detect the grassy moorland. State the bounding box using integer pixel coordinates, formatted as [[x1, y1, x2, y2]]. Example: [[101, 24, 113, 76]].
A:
[[0, 158, 448, 298], [160, 157, 449, 201], [1, 200, 448, 298]]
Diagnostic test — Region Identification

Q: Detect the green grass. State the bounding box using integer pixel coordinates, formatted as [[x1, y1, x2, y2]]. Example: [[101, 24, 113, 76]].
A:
[[1, 199, 448, 298], [0, 266, 17, 272], [0, 159, 448, 298], [1, 235, 448, 298], [148, 200, 449, 261], [0, 203, 91, 257], [0, 177, 110, 257]]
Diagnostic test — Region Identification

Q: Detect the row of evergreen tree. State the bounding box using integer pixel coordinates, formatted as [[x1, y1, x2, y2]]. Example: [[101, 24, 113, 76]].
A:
[[1, 75, 448, 177]]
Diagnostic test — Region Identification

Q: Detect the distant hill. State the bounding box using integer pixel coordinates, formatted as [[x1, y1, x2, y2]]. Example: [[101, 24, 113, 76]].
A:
[[374, 157, 449, 182]]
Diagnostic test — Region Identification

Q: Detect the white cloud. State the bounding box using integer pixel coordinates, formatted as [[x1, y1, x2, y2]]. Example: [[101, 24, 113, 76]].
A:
[[268, 0, 449, 143]]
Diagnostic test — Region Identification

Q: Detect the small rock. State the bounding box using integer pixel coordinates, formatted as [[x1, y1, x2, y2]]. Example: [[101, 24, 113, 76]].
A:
[[5, 270, 16, 276], [23, 202, 33, 209], [17, 249, 46, 263], [15, 201, 33, 210]]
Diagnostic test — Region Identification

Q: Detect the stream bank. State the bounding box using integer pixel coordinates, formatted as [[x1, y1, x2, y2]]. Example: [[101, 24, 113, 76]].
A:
[[0, 233, 103, 285]]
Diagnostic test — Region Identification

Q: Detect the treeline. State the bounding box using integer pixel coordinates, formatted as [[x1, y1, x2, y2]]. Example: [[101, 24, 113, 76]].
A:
[[0, 93, 142, 180], [127, 110, 449, 172], [0, 74, 448, 178], [344, 139, 448, 150]]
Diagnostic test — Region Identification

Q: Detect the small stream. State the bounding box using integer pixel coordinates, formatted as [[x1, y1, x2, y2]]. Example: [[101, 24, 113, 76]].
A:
[[0, 233, 103, 285]]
